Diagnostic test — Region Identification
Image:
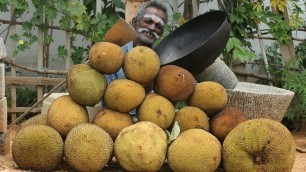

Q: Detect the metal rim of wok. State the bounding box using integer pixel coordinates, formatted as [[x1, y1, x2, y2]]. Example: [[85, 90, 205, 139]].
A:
[[153, 10, 231, 75]]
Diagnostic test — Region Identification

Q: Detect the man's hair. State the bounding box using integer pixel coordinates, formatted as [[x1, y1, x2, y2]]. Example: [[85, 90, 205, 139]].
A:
[[134, 0, 168, 24]]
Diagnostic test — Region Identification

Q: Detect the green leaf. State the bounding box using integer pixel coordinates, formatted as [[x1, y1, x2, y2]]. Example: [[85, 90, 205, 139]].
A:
[[54, 0, 67, 12], [10, 34, 20, 42], [68, 2, 86, 16], [44, 35, 54, 44], [168, 121, 181, 144], [226, 38, 234, 52], [57, 45, 68, 59], [45, 5, 57, 21], [112, 0, 124, 9], [231, 37, 242, 46], [0, 0, 9, 12], [175, 101, 187, 109], [238, 53, 245, 62], [232, 49, 240, 60], [59, 16, 71, 29]]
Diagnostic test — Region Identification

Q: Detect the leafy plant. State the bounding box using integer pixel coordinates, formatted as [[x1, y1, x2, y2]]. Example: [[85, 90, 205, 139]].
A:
[[6, 86, 37, 107], [1, 0, 124, 64], [256, 41, 306, 127], [6, 85, 38, 123], [221, 0, 304, 64]]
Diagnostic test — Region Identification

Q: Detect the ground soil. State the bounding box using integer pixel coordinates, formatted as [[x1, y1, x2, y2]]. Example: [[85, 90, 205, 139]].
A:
[[1, 125, 306, 172]]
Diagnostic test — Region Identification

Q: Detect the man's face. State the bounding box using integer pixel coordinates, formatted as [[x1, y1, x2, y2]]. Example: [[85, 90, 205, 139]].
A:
[[133, 7, 167, 47]]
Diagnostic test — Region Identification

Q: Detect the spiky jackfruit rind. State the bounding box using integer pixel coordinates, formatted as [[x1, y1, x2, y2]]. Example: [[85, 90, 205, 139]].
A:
[[67, 69, 107, 106], [167, 129, 221, 172], [137, 93, 175, 130], [104, 79, 145, 113], [222, 118, 296, 171], [19, 113, 47, 131], [153, 65, 196, 102], [174, 106, 209, 132], [64, 123, 114, 172], [114, 121, 168, 171], [210, 106, 247, 141], [89, 42, 124, 74], [47, 95, 89, 137], [12, 125, 64, 171], [92, 108, 134, 140], [123, 46, 160, 84], [188, 81, 228, 115]]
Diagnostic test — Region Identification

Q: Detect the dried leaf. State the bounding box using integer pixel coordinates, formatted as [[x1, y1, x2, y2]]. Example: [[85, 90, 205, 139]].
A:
[[270, 0, 287, 12]]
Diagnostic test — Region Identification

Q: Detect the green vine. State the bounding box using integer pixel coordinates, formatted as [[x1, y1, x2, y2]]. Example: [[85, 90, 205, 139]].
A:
[[256, 42, 306, 124], [1, 0, 124, 64], [221, 0, 304, 63]]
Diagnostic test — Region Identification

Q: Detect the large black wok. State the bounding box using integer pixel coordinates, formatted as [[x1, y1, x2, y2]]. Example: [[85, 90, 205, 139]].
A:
[[153, 10, 231, 75]]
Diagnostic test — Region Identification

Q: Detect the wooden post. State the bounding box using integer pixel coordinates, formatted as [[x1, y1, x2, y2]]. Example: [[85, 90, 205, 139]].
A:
[[96, 0, 102, 14], [66, 0, 73, 69], [37, 6, 44, 109], [9, 6, 17, 122], [271, 6, 295, 63], [125, 0, 148, 24], [0, 38, 6, 99], [0, 64, 4, 100], [192, 0, 199, 17], [279, 8, 295, 63]]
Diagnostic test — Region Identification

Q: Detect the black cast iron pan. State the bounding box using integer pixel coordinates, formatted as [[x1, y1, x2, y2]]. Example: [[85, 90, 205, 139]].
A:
[[153, 10, 231, 75]]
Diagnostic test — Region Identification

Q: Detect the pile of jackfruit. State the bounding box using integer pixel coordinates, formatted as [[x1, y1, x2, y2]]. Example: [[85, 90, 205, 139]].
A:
[[14, 42, 296, 172]]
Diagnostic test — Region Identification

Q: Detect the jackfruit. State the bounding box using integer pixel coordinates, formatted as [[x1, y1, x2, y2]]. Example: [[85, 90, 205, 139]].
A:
[[67, 66, 107, 106], [123, 46, 160, 84], [210, 106, 247, 141], [47, 95, 89, 137], [137, 93, 175, 130], [19, 113, 47, 131], [104, 79, 145, 113], [66, 63, 92, 80], [188, 81, 228, 115], [12, 125, 64, 171], [89, 41, 124, 74], [92, 108, 134, 140], [222, 118, 296, 171], [64, 123, 113, 172], [167, 129, 221, 172], [114, 121, 167, 171], [174, 106, 209, 132], [153, 65, 196, 102]]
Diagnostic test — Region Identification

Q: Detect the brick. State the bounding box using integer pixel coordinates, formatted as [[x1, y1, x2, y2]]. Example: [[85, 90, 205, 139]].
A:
[[0, 97, 7, 132], [0, 63, 4, 99], [0, 130, 10, 155]]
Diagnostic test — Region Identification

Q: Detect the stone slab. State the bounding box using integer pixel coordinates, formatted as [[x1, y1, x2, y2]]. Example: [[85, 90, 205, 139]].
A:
[[0, 97, 7, 132], [0, 63, 5, 99], [0, 37, 7, 59], [0, 130, 10, 155]]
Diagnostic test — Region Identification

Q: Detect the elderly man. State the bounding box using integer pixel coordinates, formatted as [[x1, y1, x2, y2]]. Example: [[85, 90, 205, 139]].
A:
[[131, 0, 168, 48], [103, 1, 168, 106]]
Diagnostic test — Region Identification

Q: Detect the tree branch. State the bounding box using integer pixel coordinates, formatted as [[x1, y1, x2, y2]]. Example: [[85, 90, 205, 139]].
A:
[[250, 35, 306, 42], [232, 69, 272, 81], [0, 19, 88, 37], [1, 57, 67, 75]]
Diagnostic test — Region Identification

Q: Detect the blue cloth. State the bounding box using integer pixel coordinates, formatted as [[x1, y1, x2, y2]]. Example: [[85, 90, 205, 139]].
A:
[[102, 41, 137, 116]]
